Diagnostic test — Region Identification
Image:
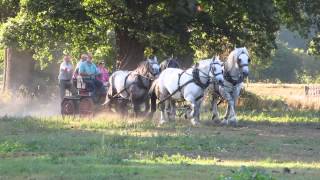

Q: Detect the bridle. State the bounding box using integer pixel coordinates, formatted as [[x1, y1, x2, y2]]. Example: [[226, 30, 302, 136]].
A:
[[237, 52, 250, 68], [148, 60, 160, 77], [223, 50, 250, 86], [209, 61, 223, 79], [195, 60, 223, 85]]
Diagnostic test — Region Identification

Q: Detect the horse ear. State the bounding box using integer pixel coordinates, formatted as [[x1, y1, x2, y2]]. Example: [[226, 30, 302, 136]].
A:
[[153, 56, 158, 63]]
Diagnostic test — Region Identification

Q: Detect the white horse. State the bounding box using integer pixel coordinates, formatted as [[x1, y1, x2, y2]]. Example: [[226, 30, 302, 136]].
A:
[[211, 47, 250, 126], [105, 56, 160, 116], [150, 56, 224, 126]]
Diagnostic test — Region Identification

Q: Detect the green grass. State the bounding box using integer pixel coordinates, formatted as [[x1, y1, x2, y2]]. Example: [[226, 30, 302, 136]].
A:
[[0, 110, 319, 180]]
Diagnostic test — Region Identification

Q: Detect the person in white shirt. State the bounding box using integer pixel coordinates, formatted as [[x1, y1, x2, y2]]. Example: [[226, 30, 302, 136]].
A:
[[58, 54, 76, 100]]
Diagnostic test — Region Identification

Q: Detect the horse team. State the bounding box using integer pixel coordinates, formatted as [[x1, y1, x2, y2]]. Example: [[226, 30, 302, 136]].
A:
[[105, 47, 250, 126]]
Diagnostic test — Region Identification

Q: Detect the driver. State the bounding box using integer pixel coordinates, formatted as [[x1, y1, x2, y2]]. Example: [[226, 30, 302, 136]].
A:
[[78, 53, 103, 100]]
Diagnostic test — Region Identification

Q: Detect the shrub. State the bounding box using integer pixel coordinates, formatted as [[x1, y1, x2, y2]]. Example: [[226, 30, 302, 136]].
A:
[[218, 166, 276, 180]]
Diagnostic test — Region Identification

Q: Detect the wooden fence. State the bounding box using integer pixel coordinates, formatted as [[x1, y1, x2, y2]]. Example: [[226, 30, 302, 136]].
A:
[[305, 85, 320, 96]]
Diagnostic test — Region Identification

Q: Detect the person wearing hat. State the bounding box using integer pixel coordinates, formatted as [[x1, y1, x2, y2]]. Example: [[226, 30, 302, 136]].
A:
[[96, 61, 109, 85]]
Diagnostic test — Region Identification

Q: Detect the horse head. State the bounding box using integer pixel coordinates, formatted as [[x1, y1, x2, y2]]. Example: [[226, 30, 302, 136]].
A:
[[210, 56, 224, 85], [167, 57, 180, 69], [235, 47, 250, 77], [147, 56, 160, 77], [160, 56, 180, 72], [196, 56, 224, 86]]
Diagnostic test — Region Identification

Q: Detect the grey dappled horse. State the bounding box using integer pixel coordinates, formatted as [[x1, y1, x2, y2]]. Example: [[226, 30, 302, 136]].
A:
[[211, 47, 250, 126], [105, 57, 160, 117], [150, 57, 224, 126]]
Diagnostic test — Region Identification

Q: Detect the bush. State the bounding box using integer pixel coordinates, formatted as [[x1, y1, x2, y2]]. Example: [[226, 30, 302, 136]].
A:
[[238, 89, 287, 111], [218, 166, 276, 180]]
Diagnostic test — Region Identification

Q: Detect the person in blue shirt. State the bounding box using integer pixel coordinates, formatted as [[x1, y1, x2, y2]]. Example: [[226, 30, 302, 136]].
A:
[[79, 53, 104, 101]]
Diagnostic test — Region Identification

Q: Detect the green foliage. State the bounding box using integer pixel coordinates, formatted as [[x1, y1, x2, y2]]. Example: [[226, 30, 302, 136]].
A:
[[0, 47, 3, 71], [0, 0, 319, 67], [0, 0, 20, 23], [0, 141, 28, 152], [0, 0, 117, 68], [219, 166, 276, 180], [251, 42, 320, 83], [308, 35, 320, 55]]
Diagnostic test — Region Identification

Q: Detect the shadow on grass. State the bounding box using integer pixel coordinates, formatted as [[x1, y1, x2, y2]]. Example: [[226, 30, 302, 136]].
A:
[[0, 115, 319, 163], [0, 154, 319, 180]]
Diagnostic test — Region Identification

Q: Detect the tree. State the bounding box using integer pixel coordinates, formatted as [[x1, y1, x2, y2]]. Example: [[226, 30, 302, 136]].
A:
[[0, 0, 320, 72], [0, 0, 20, 23]]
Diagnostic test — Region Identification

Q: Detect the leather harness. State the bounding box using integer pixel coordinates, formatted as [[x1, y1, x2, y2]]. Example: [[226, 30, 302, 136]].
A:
[[158, 62, 222, 104], [223, 51, 249, 86], [110, 72, 151, 99]]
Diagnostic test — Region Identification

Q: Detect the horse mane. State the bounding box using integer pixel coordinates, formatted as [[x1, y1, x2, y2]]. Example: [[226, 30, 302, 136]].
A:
[[225, 47, 249, 69], [196, 59, 213, 68], [168, 58, 180, 68], [134, 60, 150, 76]]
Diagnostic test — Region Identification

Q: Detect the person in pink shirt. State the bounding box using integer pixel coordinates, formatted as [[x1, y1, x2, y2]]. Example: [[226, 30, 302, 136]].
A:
[[97, 61, 109, 85]]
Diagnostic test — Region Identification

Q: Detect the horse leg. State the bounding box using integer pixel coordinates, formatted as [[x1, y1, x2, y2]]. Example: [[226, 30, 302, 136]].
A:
[[211, 97, 220, 123], [168, 99, 176, 121], [149, 92, 157, 118], [118, 99, 128, 117], [164, 99, 171, 121], [225, 100, 236, 126], [194, 99, 202, 125], [221, 90, 232, 125], [159, 100, 168, 125], [144, 97, 150, 116], [185, 96, 200, 126], [159, 91, 169, 125], [228, 86, 242, 126], [133, 101, 141, 118]]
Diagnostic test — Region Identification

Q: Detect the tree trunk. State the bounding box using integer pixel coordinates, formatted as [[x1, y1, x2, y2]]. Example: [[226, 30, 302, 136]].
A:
[[115, 29, 145, 71], [2, 48, 7, 92], [4, 48, 35, 92]]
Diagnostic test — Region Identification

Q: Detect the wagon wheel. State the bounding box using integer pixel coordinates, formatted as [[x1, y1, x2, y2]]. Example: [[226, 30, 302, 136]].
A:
[[79, 97, 94, 117], [61, 99, 76, 116]]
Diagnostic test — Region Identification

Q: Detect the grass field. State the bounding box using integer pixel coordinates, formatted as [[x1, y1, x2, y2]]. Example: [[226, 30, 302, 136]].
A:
[[0, 83, 320, 180], [246, 83, 320, 110]]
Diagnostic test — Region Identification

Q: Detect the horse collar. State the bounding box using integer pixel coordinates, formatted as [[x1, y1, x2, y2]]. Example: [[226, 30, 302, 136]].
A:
[[136, 75, 150, 90], [192, 68, 210, 89], [224, 71, 244, 86]]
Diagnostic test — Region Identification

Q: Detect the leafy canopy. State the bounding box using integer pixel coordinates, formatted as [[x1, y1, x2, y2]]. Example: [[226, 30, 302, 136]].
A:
[[0, 0, 319, 67]]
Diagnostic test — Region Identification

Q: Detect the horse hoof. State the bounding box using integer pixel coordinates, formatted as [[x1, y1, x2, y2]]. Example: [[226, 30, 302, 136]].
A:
[[220, 119, 229, 126], [168, 115, 176, 122], [191, 119, 200, 126], [212, 117, 221, 124], [229, 120, 238, 127], [228, 116, 237, 127], [159, 119, 167, 125]]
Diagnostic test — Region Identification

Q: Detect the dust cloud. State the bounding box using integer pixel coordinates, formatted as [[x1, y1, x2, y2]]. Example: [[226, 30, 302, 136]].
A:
[[0, 95, 60, 117]]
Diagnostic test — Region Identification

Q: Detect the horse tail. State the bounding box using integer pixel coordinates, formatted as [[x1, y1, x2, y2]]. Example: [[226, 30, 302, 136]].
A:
[[103, 74, 117, 107], [108, 74, 116, 97]]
